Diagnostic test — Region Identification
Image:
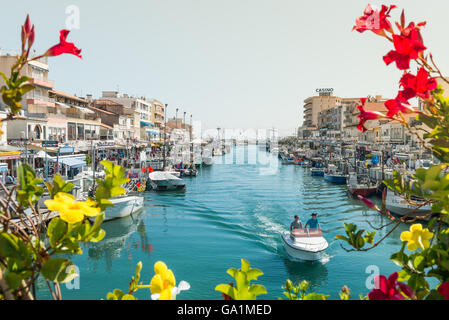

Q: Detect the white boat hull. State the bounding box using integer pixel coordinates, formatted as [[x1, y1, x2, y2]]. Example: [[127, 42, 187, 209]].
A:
[[150, 178, 186, 191], [386, 191, 432, 218], [281, 231, 328, 261], [104, 196, 144, 221]]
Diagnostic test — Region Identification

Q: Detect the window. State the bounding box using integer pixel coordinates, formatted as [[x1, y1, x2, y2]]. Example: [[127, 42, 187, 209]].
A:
[[77, 123, 84, 140], [68, 122, 76, 140]]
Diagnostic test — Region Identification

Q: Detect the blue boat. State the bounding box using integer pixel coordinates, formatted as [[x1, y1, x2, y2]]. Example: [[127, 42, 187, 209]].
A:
[[324, 165, 347, 184], [311, 168, 325, 177]]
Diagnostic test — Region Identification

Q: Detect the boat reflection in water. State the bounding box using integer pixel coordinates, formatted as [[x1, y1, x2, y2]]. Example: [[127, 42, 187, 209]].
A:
[[87, 212, 151, 271], [282, 257, 329, 289]]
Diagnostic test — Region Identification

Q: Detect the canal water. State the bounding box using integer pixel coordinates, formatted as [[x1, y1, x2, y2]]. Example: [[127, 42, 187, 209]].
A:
[[37, 145, 409, 300]]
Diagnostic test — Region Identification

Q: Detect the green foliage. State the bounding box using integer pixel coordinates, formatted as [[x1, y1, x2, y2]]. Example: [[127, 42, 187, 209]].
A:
[[106, 262, 144, 300], [280, 280, 329, 300], [335, 223, 376, 251], [0, 71, 35, 115], [44, 175, 74, 199], [0, 232, 35, 290], [95, 161, 129, 211], [41, 258, 77, 284], [215, 259, 267, 300], [16, 163, 44, 209]]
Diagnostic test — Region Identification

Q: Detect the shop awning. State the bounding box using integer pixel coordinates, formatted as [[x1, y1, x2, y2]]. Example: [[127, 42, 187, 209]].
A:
[[146, 129, 159, 135], [50, 157, 86, 168], [55, 102, 70, 109], [140, 120, 155, 127]]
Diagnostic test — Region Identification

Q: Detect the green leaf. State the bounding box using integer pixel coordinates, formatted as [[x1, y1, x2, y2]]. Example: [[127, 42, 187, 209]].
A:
[[41, 258, 77, 283], [215, 284, 236, 300], [47, 218, 68, 248]]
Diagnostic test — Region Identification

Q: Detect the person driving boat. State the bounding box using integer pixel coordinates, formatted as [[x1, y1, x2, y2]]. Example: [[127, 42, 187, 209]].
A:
[[290, 215, 303, 231]]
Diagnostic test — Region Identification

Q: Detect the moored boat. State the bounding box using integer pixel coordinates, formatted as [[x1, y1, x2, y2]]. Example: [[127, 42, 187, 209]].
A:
[[104, 196, 144, 221], [149, 171, 186, 191], [385, 189, 433, 219], [311, 168, 325, 177], [324, 165, 347, 184], [347, 173, 377, 197]]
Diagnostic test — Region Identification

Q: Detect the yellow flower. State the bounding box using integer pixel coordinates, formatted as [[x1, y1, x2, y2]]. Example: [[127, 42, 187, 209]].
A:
[[150, 261, 176, 300], [400, 224, 434, 251], [45, 192, 101, 224]]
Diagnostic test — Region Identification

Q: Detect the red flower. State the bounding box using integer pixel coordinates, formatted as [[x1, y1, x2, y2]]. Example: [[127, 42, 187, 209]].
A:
[[45, 30, 82, 59], [148, 167, 154, 173], [438, 282, 449, 300], [384, 96, 416, 118], [137, 182, 141, 188], [142, 167, 147, 173], [368, 273, 414, 300], [357, 98, 385, 132], [353, 4, 396, 35], [21, 15, 35, 52], [399, 67, 437, 101], [383, 23, 426, 70]]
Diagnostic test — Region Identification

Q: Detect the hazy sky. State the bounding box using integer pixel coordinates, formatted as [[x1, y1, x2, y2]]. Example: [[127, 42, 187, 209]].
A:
[[1, 0, 449, 135]]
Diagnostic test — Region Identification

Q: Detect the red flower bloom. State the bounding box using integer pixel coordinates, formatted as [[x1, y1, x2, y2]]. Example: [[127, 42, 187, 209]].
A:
[[383, 23, 426, 70], [438, 282, 449, 300], [357, 98, 385, 132], [148, 167, 154, 173], [137, 182, 141, 188], [368, 273, 414, 300], [142, 167, 147, 173], [353, 4, 396, 35], [384, 96, 416, 118], [45, 29, 82, 59], [399, 67, 437, 101]]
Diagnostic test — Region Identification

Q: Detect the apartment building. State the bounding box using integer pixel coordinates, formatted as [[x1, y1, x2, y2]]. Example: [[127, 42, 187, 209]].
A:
[[151, 99, 165, 128], [89, 99, 136, 142], [1, 53, 55, 141], [343, 96, 387, 142], [101, 91, 153, 141]]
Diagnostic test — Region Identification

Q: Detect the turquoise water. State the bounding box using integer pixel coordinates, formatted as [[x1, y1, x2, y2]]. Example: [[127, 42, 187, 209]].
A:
[[36, 146, 408, 300]]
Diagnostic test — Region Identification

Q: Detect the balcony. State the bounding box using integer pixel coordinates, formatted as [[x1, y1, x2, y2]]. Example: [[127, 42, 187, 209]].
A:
[[28, 77, 55, 89]]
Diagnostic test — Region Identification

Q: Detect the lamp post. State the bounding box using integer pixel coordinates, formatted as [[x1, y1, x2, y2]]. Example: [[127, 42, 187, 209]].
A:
[[190, 114, 193, 164], [176, 108, 179, 129], [163, 104, 168, 170], [183, 112, 186, 131]]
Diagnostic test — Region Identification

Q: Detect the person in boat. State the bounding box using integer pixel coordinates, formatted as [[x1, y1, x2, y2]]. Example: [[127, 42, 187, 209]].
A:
[[305, 213, 321, 230], [290, 215, 303, 231]]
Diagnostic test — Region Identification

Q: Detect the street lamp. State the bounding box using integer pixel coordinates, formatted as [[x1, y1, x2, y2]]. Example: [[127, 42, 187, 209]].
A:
[[163, 104, 168, 170], [176, 108, 179, 129], [183, 112, 186, 130]]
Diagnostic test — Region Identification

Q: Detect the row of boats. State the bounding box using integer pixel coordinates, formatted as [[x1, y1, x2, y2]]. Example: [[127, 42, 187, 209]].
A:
[[280, 153, 434, 220]]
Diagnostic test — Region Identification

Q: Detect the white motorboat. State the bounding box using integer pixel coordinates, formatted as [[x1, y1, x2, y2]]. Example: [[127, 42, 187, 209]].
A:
[[149, 171, 186, 191], [103, 196, 144, 221], [385, 190, 432, 219], [282, 229, 328, 261]]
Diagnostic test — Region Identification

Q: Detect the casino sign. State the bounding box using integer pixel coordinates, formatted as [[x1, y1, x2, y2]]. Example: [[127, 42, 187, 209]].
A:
[[316, 88, 334, 96]]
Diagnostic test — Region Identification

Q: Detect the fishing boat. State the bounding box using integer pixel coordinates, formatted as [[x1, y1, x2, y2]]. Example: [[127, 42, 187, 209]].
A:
[[385, 190, 432, 219], [281, 228, 329, 261], [301, 160, 312, 168], [347, 173, 377, 197], [324, 164, 347, 184], [281, 154, 296, 165], [103, 196, 144, 221], [311, 168, 325, 177], [149, 171, 186, 191]]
